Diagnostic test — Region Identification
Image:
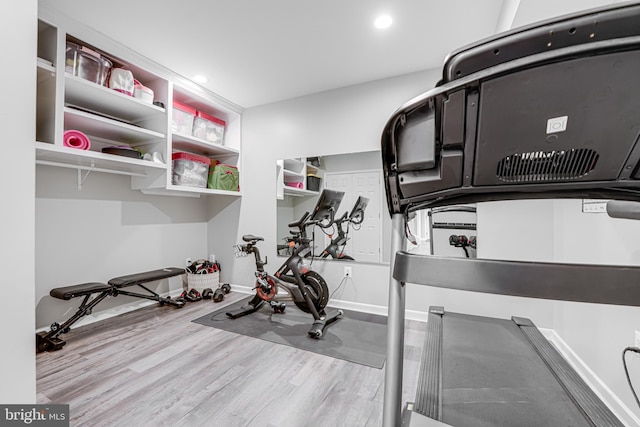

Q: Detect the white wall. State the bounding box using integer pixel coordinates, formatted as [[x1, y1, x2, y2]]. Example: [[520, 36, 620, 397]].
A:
[[207, 69, 440, 311], [552, 199, 640, 420], [476, 199, 640, 420], [2, 0, 37, 404], [35, 166, 210, 329]]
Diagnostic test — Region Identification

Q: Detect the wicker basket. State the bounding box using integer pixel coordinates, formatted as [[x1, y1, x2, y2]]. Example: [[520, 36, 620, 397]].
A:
[[186, 272, 219, 292]]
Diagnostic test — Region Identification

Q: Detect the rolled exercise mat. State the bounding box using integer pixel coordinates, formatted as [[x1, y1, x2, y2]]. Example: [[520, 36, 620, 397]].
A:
[[63, 130, 91, 150], [285, 182, 304, 188]]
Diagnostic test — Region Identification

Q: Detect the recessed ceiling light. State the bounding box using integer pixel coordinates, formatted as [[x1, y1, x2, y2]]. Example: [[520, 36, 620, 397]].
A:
[[374, 15, 392, 29], [193, 75, 208, 84]]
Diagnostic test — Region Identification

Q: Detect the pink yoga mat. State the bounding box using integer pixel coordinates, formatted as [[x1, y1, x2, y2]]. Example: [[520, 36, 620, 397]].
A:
[[285, 182, 304, 188], [63, 130, 91, 150]]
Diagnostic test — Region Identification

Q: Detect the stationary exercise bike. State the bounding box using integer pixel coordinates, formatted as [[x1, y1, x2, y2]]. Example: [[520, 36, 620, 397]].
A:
[[317, 195, 369, 260], [227, 189, 345, 338]]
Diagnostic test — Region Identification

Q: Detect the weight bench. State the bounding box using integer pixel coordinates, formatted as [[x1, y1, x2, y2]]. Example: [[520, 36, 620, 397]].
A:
[[36, 267, 185, 353]]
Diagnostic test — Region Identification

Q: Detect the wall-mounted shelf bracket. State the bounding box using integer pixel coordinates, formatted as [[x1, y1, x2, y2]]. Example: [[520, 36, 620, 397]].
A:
[[36, 159, 147, 190]]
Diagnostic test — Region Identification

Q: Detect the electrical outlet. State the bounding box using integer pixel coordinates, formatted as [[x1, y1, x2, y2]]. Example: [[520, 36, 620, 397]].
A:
[[344, 266, 352, 278]]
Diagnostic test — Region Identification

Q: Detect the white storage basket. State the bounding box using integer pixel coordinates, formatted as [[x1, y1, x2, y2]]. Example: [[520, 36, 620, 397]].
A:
[[186, 272, 219, 292]]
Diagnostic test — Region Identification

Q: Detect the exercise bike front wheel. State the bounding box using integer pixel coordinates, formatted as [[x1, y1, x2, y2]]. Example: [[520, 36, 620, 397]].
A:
[[295, 271, 329, 314], [256, 277, 277, 301]]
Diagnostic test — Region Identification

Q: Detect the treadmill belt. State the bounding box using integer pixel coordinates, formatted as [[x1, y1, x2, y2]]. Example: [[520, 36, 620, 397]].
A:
[[441, 313, 587, 427], [412, 307, 623, 427]]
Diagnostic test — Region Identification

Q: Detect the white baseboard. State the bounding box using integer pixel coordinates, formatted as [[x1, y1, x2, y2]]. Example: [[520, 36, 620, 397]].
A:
[[328, 298, 428, 322], [540, 328, 640, 427]]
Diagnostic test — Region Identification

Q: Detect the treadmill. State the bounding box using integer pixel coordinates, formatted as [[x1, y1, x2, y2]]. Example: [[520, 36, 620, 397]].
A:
[[380, 3, 640, 426]]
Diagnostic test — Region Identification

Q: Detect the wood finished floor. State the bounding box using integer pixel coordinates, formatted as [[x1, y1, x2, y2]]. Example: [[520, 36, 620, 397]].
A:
[[36, 292, 426, 427]]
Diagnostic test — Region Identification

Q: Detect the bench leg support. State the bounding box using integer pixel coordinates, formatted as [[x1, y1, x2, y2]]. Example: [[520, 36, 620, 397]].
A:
[[36, 291, 111, 353], [115, 284, 185, 308]]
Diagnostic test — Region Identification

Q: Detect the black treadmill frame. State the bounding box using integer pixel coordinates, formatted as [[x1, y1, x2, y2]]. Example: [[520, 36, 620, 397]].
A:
[[380, 3, 640, 426]]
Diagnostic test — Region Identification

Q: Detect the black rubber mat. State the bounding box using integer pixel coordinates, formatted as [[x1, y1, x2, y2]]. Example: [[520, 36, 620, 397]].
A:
[[192, 298, 387, 368]]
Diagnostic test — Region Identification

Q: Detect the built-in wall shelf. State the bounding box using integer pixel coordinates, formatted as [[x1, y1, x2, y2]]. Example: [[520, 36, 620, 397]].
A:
[[65, 74, 165, 123], [139, 184, 242, 198], [276, 157, 324, 200], [283, 187, 319, 197], [64, 107, 166, 145], [171, 133, 239, 159], [35, 141, 166, 176], [36, 8, 243, 197], [37, 58, 55, 83]]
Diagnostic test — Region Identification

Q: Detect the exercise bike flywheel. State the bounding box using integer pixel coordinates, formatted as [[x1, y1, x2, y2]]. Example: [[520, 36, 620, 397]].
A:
[[255, 276, 277, 301], [294, 271, 329, 314]]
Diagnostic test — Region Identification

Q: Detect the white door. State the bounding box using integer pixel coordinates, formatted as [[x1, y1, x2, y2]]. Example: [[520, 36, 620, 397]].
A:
[[323, 170, 381, 263]]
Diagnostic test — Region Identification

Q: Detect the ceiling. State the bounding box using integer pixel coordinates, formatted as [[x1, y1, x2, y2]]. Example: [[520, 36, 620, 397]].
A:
[[40, 0, 618, 109]]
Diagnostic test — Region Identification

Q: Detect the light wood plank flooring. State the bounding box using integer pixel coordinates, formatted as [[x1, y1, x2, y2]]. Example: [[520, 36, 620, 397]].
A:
[[37, 292, 426, 427]]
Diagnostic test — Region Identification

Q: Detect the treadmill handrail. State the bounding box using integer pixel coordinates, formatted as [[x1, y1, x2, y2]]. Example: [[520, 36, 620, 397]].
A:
[[394, 252, 640, 307]]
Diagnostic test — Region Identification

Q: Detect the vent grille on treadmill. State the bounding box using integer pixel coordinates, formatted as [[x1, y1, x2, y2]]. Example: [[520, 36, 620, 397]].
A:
[[496, 148, 599, 182]]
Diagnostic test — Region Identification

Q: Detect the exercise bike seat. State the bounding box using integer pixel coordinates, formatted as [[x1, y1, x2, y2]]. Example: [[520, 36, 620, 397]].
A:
[[242, 234, 264, 242]]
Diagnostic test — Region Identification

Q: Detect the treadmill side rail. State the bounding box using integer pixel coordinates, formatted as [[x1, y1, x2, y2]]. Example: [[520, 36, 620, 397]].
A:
[[394, 252, 640, 307]]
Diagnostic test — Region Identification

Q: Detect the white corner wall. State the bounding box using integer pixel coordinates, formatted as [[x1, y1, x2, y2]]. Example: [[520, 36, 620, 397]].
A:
[[3, 0, 37, 403], [207, 69, 441, 312], [35, 166, 210, 330]]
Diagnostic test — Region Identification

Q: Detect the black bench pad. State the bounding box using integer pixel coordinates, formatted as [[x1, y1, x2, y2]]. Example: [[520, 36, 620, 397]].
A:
[[50, 282, 111, 300], [108, 267, 185, 288]]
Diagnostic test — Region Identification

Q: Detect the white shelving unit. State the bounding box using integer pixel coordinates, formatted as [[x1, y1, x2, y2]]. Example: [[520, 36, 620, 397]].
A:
[[276, 157, 323, 199], [35, 7, 243, 198]]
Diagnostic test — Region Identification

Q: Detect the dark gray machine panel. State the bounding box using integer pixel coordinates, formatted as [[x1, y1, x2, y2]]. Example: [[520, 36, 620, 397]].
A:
[[381, 43, 640, 214], [442, 3, 640, 83], [396, 106, 436, 172], [474, 51, 640, 186]]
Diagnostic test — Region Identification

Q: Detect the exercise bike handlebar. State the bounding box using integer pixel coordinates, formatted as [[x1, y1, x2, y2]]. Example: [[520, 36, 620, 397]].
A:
[[310, 207, 339, 229], [287, 211, 312, 231], [334, 209, 364, 226]]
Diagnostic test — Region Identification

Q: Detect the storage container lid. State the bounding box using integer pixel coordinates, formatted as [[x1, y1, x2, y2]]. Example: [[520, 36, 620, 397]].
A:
[[213, 163, 237, 170], [172, 151, 212, 165], [173, 101, 197, 115], [195, 110, 226, 127]]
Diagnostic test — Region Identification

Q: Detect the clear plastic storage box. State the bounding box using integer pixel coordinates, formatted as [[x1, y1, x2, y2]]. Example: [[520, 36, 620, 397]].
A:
[[65, 42, 112, 86], [192, 111, 226, 144], [172, 152, 211, 188], [172, 101, 196, 135]]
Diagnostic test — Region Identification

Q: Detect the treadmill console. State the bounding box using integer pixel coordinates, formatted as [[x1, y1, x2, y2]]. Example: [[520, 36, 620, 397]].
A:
[[381, 3, 640, 215]]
